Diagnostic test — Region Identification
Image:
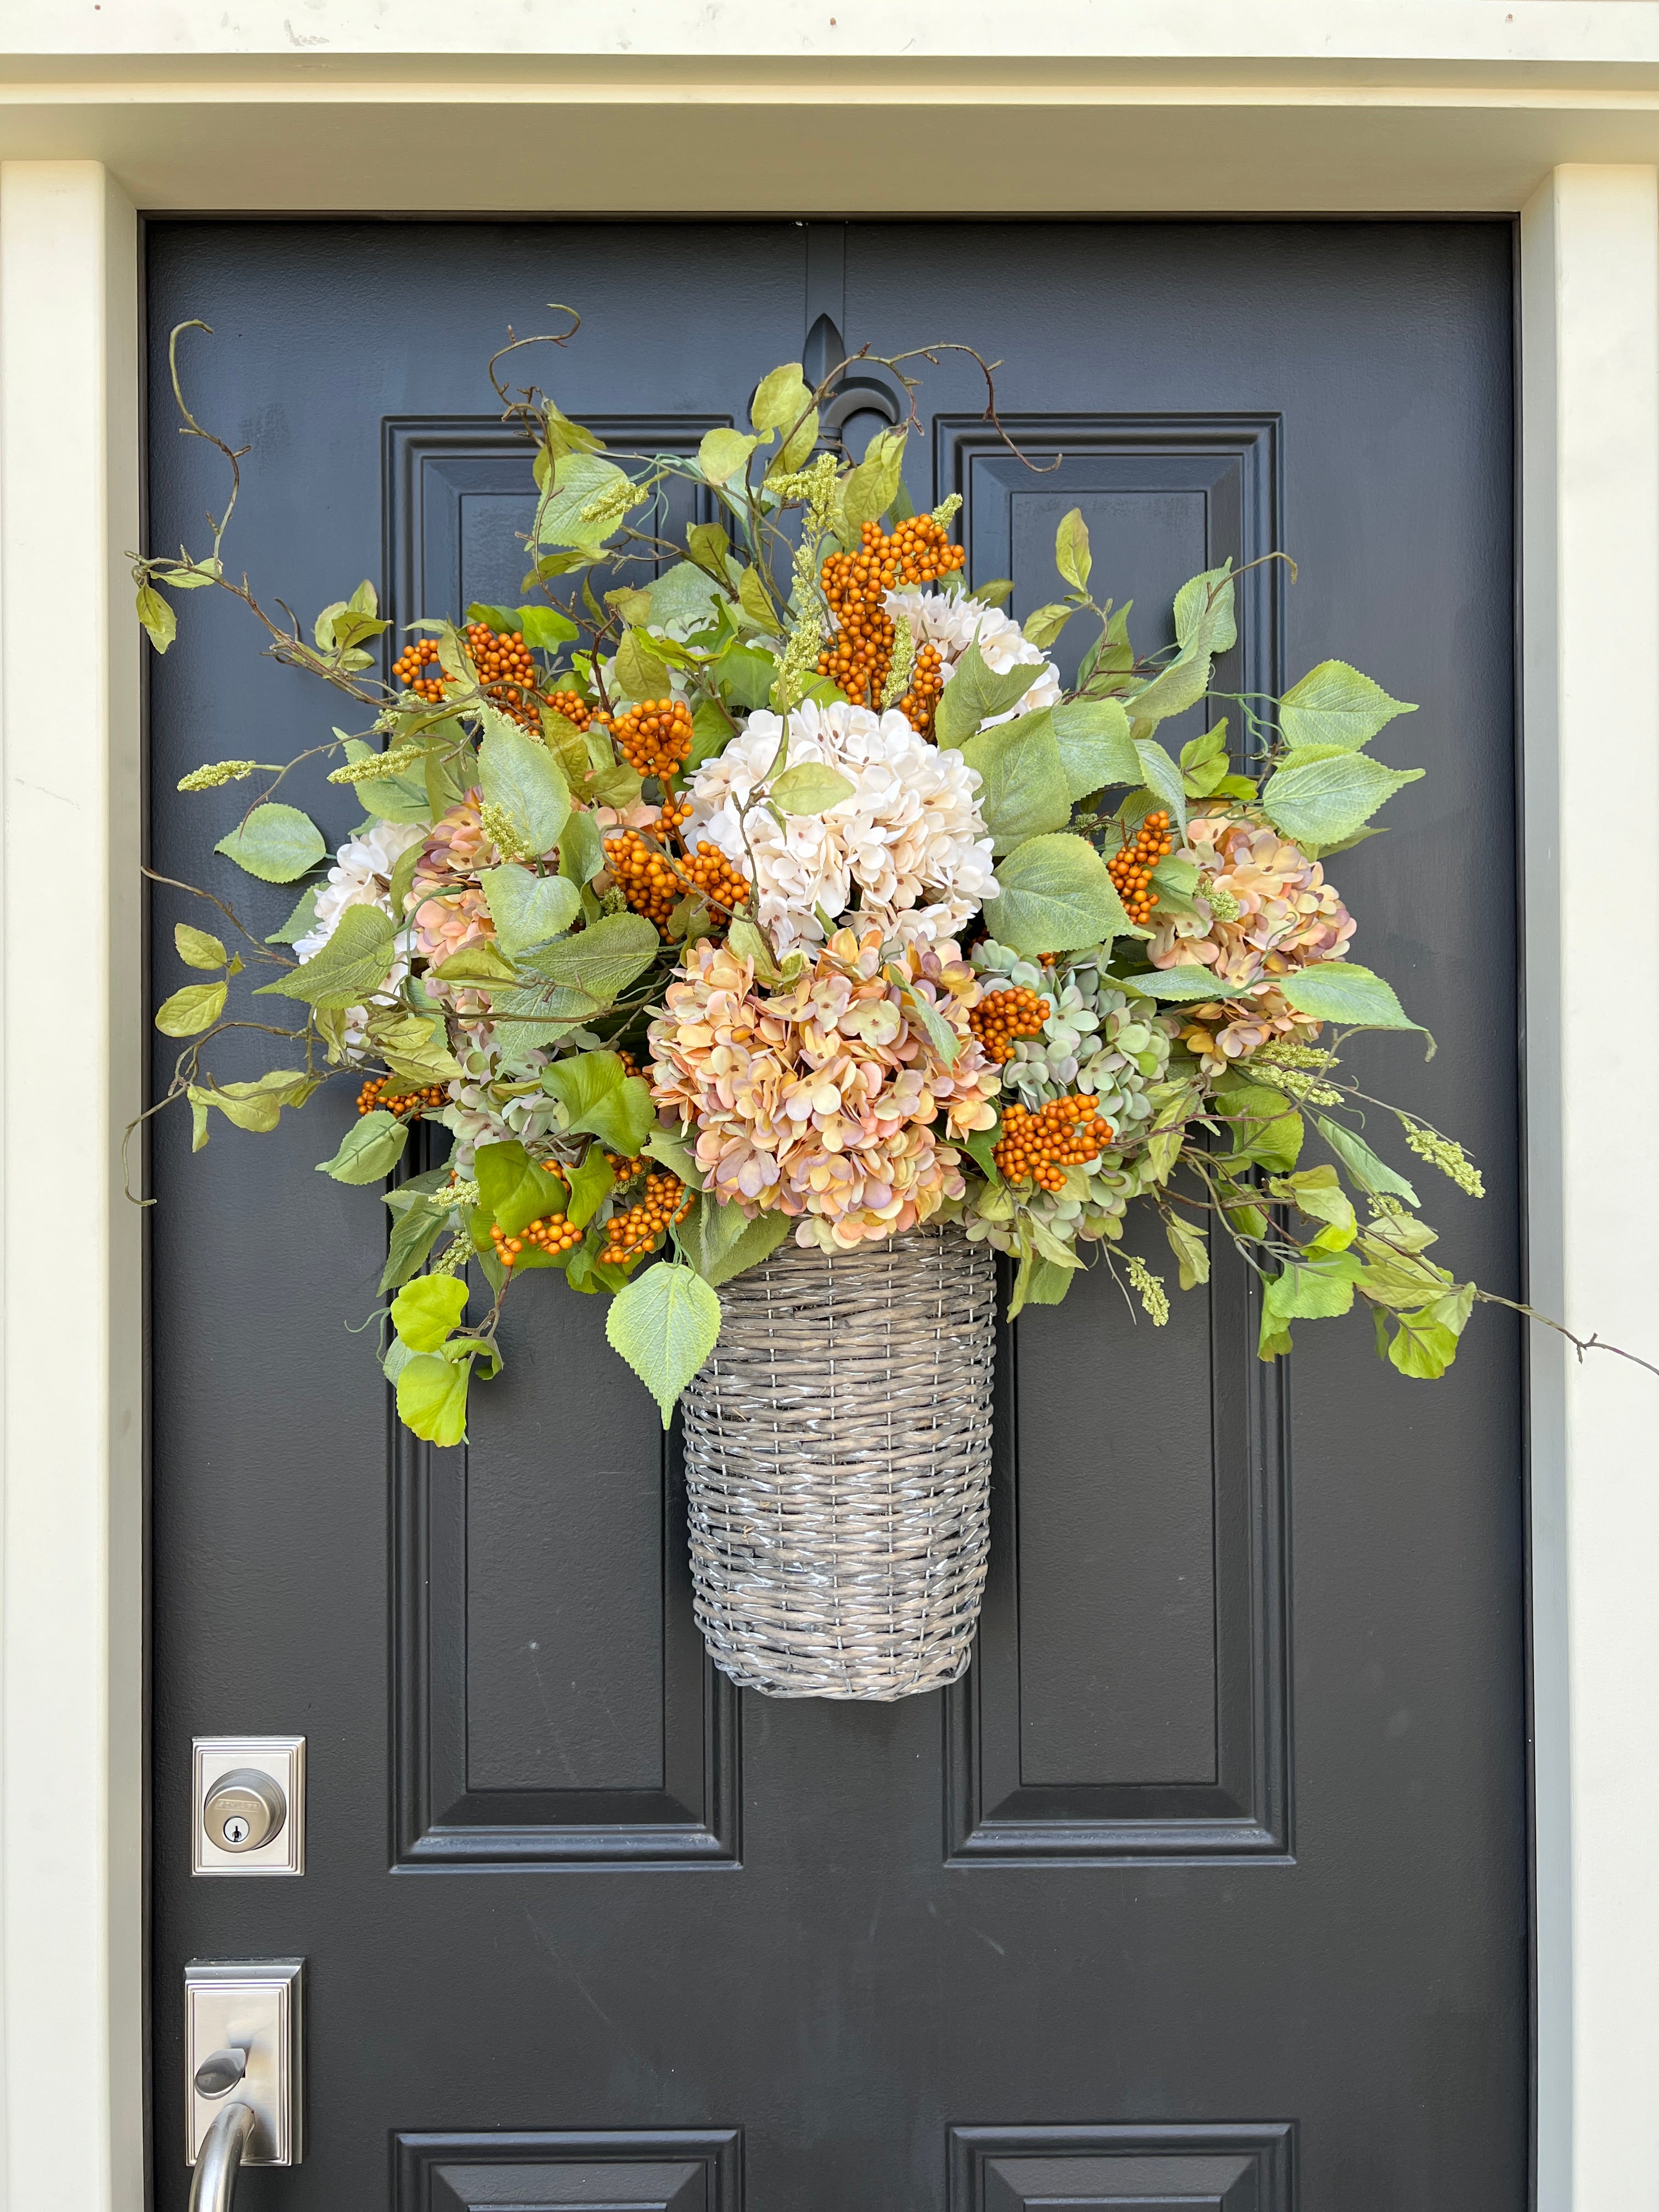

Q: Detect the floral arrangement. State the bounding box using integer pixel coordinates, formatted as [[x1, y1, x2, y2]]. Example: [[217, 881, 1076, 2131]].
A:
[[135, 316, 1544, 1444]]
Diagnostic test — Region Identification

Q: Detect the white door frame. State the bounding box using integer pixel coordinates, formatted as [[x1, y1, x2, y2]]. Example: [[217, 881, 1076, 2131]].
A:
[[1, 26, 1655, 2207]]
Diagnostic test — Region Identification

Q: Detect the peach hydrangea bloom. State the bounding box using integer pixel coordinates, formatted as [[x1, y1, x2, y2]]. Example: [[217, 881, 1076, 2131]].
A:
[[647, 927, 1000, 1251]]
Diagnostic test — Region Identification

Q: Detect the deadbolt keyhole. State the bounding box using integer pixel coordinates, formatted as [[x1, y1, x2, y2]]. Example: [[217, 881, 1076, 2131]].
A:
[[203, 1769, 286, 1854]]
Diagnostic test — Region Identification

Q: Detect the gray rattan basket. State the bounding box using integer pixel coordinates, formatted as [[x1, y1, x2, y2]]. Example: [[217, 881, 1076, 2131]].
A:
[[680, 1224, 996, 1700]]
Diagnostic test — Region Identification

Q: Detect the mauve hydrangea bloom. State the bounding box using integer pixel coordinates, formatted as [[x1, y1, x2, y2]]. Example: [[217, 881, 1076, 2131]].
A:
[[647, 927, 1000, 1251], [685, 698, 998, 955], [1146, 807, 1356, 1072]]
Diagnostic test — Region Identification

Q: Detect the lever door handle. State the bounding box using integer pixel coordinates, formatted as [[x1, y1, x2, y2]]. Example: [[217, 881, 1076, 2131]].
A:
[[188, 2101, 255, 2212]]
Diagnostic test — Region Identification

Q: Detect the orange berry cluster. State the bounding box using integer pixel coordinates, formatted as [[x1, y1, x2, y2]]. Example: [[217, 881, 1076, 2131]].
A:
[[606, 1150, 646, 1181], [462, 622, 544, 730], [992, 1094, 1115, 1193], [969, 986, 1051, 1066], [1108, 809, 1176, 927], [594, 696, 693, 781], [545, 689, 592, 730], [817, 516, 965, 728], [357, 1075, 447, 1119], [490, 1207, 584, 1266], [604, 805, 750, 935], [391, 637, 447, 704], [598, 1172, 693, 1266]]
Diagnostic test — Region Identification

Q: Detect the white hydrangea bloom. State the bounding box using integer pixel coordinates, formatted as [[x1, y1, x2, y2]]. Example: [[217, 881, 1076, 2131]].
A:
[[686, 697, 999, 954], [886, 589, 1061, 726], [295, 817, 425, 1042]]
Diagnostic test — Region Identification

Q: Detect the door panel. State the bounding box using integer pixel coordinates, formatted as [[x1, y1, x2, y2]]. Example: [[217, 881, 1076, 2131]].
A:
[[148, 219, 1524, 2212]]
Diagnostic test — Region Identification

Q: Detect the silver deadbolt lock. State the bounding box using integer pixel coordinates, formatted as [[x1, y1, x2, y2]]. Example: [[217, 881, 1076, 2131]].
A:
[[203, 1769, 286, 1854]]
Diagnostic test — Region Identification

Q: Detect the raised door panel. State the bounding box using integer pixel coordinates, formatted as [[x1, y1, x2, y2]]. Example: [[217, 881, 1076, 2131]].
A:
[[942, 417, 1287, 1862], [949, 2125, 1293, 2211], [397, 2131, 740, 2210], [386, 420, 738, 1867]]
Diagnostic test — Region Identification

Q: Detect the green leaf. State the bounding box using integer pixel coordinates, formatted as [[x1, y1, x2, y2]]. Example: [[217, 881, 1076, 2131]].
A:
[[557, 810, 605, 889], [1216, 1082, 1304, 1172], [392, 1274, 469, 1351], [528, 912, 659, 1002], [1132, 737, 1188, 834], [214, 803, 326, 884], [480, 866, 581, 957], [993, 833, 1138, 957], [1172, 563, 1237, 657], [933, 635, 1041, 749], [1314, 1114, 1420, 1205], [1385, 1288, 1473, 1380], [541, 1048, 657, 1153], [751, 363, 813, 442], [537, 452, 634, 548], [644, 1124, 705, 1188], [380, 1200, 448, 1295], [606, 1261, 722, 1428], [726, 916, 781, 983], [433, 943, 520, 988], [681, 1196, 791, 1288], [1278, 962, 1421, 1032], [960, 714, 1072, 853], [698, 427, 762, 486], [614, 628, 672, 700], [315, 1108, 409, 1184], [155, 980, 227, 1036], [1048, 696, 1138, 798], [689, 700, 736, 769], [1268, 1164, 1357, 1249], [1020, 602, 1076, 653], [396, 1352, 471, 1446], [266, 885, 320, 946], [478, 708, 572, 855], [174, 922, 227, 969], [647, 561, 725, 635], [1164, 1212, 1210, 1292], [488, 981, 607, 1057], [136, 582, 177, 653], [516, 603, 579, 651], [713, 643, 778, 713], [1265, 1255, 1361, 1320], [1025, 1254, 1077, 1306], [1278, 659, 1416, 752], [840, 428, 907, 539], [770, 763, 856, 816], [1121, 966, 1232, 1002], [565, 1148, 615, 1231], [1054, 506, 1091, 591], [256, 904, 395, 1009], [1261, 752, 1423, 847], [476, 1139, 568, 1238]]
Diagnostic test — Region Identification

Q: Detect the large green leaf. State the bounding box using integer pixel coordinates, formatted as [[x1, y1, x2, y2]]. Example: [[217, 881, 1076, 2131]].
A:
[[751, 363, 812, 439], [698, 427, 761, 486], [960, 715, 1072, 853], [713, 643, 778, 712], [540, 1049, 657, 1153], [537, 452, 633, 548], [1132, 737, 1188, 833], [380, 1199, 448, 1294], [1314, 1113, 1420, 1205], [1123, 567, 1233, 727], [1263, 1255, 1361, 1321], [213, 802, 325, 884], [480, 865, 580, 958], [557, 810, 605, 889], [396, 1351, 472, 1446], [606, 1260, 722, 1428], [315, 1107, 409, 1184], [1054, 507, 1092, 591], [488, 980, 607, 1057], [681, 1197, 792, 1289], [1215, 1082, 1304, 1172], [1278, 659, 1416, 752], [1121, 965, 1230, 1001], [614, 628, 672, 700], [155, 981, 227, 1036], [392, 1274, 469, 1351], [174, 922, 228, 969], [770, 763, 855, 816], [1260, 751, 1422, 847], [932, 635, 1038, 748], [840, 428, 907, 538], [648, 561, 725, 633], [478, 708, 571, 855], [1172, 562, 1237, 656], [1278, 961, 1421, 1031], [257, 904, 396, 1009], [992, 832, 1137, 956], [1047, 696, 1138, 798], [527, 912, 659, 1002]]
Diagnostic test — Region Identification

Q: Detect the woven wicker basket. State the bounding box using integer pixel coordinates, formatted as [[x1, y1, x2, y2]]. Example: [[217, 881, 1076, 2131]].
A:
[[680, 1224, 996, 1700]]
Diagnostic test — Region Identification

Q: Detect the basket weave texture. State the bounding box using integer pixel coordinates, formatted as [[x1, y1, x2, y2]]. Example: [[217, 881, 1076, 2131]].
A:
[[681, 1224, 996, 1700]]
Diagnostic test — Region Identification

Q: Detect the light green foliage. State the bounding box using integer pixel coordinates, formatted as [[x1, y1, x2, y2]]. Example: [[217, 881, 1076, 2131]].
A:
[[556, 809, 605, 888], [1269, 1164, 1358, 1250], [751, 363, 817, 471], [528, 911, 659, 1001], [840, 428, 907, 539], [1047, 696, 1138, 798], [564, 1148, 616, 1230], [648, 561, 725, 634], [392, 1274, 469, 1351], [1131, 737, 1188, 833], [770, 762, 856, 816], [475, 1140, 567, 1242], [1122, 964, 1233, 1002], [1124, 562, 1234, 725], [156, 981, 227, 1036], [478, 707, 571, 855], [1054, 507, 1092, 591], [175, 922, 228, 969], [381, 1194, 448, 1294], [1164, 1212, 1210, 1291], [1021, 603, 1075, 652], [1278, 961, 1420, 1032], [606, 1260, 723, 1427], [698, 427, 761, 486], [541, 1049, 657, 1153], [960, 714, 1072, 852], [614, 628, 673, 699], [257, 904, 395, 1009], [214, 802, 326, 884], [1261, 751, 1423, 846], [993, 834, 1138, 956], [1215, 1082, 1304, 1172], [933, 636, 1038, 749], [481, 866, 581, 958], [136, 583, 177, 652], [1314, 1114, 1420, 1205], [538, 452, 637, 547], [315, 1107, 409, 1183], [394, 1354, 473, 1446], [1278, 659, 1415, 752], [681, 1197, 791, 1289]]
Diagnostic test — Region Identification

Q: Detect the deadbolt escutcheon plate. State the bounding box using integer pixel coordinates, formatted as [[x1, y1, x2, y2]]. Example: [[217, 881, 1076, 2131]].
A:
[[193, 1737, 304, 1876]]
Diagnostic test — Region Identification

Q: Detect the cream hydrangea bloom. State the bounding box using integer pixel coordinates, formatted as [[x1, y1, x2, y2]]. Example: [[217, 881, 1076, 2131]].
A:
[[885, 589, 1062, 726], [685, 697, 999, 954], [294, 819, 425, 1040]]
